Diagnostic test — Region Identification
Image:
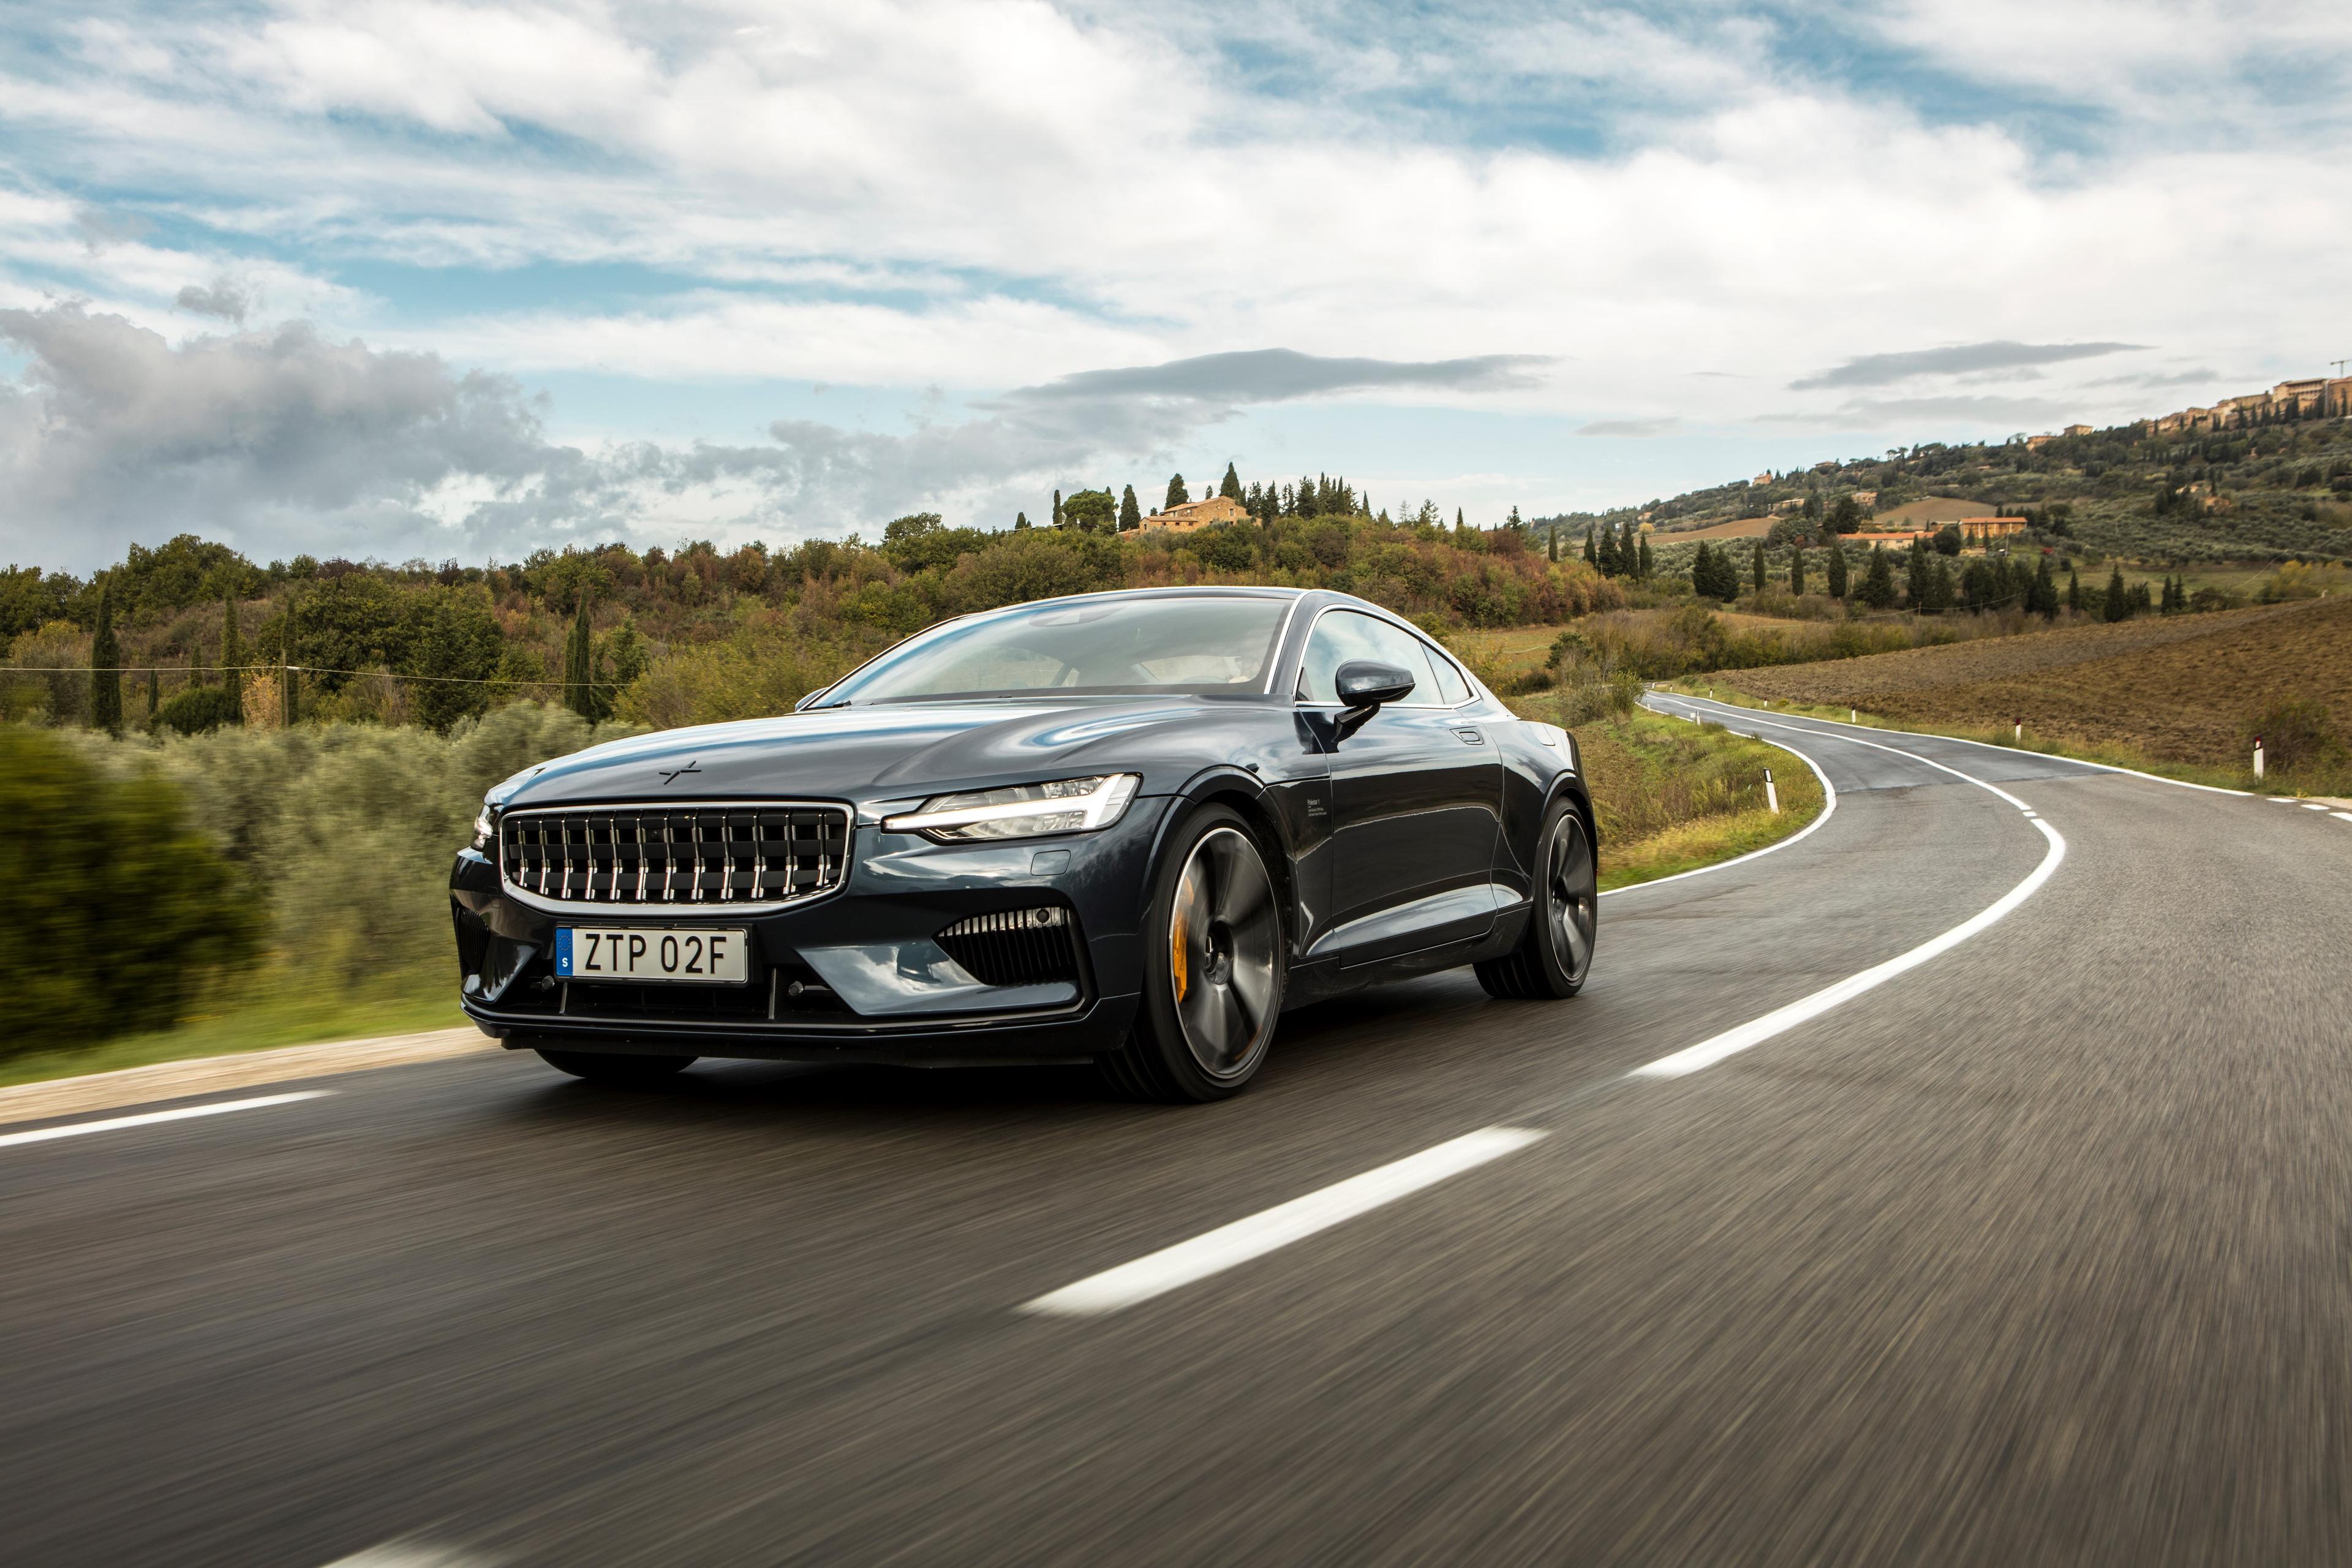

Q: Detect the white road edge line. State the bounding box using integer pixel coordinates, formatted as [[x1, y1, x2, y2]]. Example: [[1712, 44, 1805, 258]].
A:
[[1598, 702, 1839, 897], [1020, 1127, 1549, 1316], [1668, 695, 2254, 797], [0, 1091, 335, 1151], [1630, 712, 2067, 1078]]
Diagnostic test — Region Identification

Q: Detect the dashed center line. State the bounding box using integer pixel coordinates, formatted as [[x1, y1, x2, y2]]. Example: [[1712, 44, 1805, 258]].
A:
[[1021, 1128, 1548, 1316], [0, 1091, 334, 1151]]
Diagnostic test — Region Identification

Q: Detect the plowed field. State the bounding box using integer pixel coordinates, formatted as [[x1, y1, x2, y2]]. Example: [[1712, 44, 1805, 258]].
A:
[[1711, 597, 2351, 767]]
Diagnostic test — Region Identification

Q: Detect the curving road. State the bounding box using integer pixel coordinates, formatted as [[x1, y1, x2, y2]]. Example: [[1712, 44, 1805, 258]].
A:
[[5, 699, 2351, 1565]]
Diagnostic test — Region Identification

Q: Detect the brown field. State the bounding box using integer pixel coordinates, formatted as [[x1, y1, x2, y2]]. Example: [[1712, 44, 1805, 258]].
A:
[[1874, 496, 2014, 524], [1709, 597, 2352, 767], [1659, 514, 1774, 539]]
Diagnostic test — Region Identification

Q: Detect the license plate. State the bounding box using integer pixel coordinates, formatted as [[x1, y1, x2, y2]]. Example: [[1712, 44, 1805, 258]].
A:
[[557, 927, 750, 984]]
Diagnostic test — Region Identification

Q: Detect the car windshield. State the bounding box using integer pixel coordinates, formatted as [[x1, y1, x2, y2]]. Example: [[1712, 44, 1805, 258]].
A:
[[822, 595, 1291, 704]]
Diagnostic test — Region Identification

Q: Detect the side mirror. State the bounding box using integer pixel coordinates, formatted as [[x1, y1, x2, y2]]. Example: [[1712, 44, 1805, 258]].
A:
[[1335, 660, 1416, 712]]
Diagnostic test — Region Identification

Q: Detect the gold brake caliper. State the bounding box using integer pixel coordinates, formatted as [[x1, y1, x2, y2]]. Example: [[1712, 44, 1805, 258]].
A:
[[1170, 870, 1192, 1003]]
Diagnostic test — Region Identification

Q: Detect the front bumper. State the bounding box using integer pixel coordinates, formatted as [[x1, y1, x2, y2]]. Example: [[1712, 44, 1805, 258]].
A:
[[450, 798, 1164, 1065]]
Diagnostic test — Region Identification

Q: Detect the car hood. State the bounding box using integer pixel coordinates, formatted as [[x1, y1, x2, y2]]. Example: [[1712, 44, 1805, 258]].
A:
[[493, 696, 1266, 810]]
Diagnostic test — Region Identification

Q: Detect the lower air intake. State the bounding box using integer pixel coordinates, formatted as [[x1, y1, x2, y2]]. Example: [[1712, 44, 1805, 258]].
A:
[[937, 906, 1082, 988]]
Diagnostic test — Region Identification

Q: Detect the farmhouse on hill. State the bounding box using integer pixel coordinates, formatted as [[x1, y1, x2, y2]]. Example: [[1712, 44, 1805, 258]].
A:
[[1147, 494, 1249, 530]]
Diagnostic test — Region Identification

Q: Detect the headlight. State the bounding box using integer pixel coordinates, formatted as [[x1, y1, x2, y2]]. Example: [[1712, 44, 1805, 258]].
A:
[[472, 804, 496, 851], [883, 774, 1141, 843]]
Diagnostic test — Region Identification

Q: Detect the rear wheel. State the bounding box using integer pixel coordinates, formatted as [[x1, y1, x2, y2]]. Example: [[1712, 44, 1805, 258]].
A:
[[536, 1047, 696, 1087], [1476, 800, 1596, 1000], [1099, 806, 1285, 1102]]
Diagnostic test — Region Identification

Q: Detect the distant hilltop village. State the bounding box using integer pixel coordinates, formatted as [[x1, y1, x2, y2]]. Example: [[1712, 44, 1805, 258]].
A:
[[2137, 375, 2352, 436], [2001, 373, 2352, 449]]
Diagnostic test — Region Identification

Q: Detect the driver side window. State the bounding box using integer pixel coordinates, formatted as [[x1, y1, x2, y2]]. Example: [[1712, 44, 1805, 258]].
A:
[[1297, 611, 1445, 705]]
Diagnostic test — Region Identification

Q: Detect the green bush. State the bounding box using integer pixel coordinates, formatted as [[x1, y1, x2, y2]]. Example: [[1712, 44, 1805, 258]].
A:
[[0, 726, 258, 1057], [157, 684, 239, 735]]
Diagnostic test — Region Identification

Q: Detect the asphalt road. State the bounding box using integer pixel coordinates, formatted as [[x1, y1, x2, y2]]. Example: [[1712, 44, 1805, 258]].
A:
[[6, 700, 2351, 1566]]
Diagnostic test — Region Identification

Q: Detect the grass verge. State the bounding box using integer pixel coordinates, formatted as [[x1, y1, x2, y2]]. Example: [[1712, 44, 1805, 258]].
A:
[[1514, 704, 1828, 890], [0, 970, 460, 1091]]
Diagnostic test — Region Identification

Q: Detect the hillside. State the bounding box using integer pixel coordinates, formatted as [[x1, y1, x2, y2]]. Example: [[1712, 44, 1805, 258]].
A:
[[1703, 596, 2352, 777], [1536, 410, 2352, 567]]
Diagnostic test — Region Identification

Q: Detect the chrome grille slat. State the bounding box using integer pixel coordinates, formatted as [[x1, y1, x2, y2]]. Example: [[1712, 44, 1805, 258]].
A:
[[499, 803, 850, 910]]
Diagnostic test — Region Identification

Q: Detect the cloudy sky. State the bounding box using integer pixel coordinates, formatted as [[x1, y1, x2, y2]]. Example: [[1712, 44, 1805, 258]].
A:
[[2, 1, 2347, 571]]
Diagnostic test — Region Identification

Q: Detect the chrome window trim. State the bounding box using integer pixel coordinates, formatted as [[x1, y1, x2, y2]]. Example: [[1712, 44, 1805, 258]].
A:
[[496, 799, 854, 916], [1288, 603, 1480, 712]]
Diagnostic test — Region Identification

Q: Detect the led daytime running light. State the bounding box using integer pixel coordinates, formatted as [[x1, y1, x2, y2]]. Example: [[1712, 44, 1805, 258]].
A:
[[883, 774, 1141, 842]]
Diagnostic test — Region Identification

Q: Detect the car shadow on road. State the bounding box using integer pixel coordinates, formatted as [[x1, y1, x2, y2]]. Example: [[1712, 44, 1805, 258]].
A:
[[476, 972, 1499, 1138]]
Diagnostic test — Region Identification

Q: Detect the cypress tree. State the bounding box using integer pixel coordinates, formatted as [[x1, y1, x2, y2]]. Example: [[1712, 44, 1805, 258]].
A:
[[1455, 507, 1467, 540], [1826, 541, 1848, 598], [1120, 484, 1142, 531], [565, 595, 595, 717], [221, 594, 244, 723], [1583, 527, 1598, 566], [1751, 539, 1767, 594], [2103, 566, 2130, 622], [1861, 545, 1897, 609], [1905, 542, 1930, 608], [2067, 567, 2081, 613], [2034, 556, 2057, 617], [90, 582, 122, 734], [1638, 535, 1654, 578], [1547, 524, 1558, 562], [281, 591, 300, 726], [1164, 473, 1188, 509], [1014, 511, 1030, 530], [1052, 489, 1063, 529], [1790, 548, 1806, 596], [1219, 462, 1242, 500], [1690, 541, 1711, 595]]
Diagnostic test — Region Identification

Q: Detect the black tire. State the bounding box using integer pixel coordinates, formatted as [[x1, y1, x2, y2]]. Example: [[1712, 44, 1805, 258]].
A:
[[1098, 805, 1286, 1103], [1476, 799, 1596, 1000], [536, 1047, 697, 1087]]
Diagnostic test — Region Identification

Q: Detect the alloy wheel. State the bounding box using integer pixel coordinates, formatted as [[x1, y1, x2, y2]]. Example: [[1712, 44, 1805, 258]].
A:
[[1547, 813, 1597, 984], [1168, 826, 1280, 1079]]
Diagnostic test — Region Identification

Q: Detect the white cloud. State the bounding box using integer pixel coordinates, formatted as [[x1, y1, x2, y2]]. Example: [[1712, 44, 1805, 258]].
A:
[[0, 1, 2346, 549]]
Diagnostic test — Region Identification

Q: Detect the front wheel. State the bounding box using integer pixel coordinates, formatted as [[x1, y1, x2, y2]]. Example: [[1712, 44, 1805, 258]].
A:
[[536, 1047, 697, 1087], [1476, 800, 1596, 1000], [1098, 806, 1286, 1102]]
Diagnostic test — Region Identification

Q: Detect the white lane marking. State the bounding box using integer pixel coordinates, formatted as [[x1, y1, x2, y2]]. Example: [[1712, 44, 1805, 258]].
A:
[[1634, 818, 2064, 1077], [0, 1091, 334, 1150], [1629, 709, 2067, 1078], [1601, 702, 1838, 897], [2332, 812, 2352, 823], [1671, 695, 2253, 797], [2301, 802, 2331, 811], [1021, 1128, 1548, 1316], [321, 1544, 492, 1567]]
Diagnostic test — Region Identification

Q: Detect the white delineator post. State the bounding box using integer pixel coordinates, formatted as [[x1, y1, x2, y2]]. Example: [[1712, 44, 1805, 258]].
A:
[[1765, 767, 1780, 814], [2015, 719, 2022, 744], [2254, 737, 2265, 780]]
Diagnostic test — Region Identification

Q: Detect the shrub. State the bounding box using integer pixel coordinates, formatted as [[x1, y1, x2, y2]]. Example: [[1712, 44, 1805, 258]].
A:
[[0, 726, 258, 1056], [2245, 698, 2343, 775], [156, 684, 240, 735]]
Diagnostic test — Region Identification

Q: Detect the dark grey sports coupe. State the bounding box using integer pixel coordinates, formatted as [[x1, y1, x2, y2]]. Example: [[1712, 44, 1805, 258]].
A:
[[449, 586, 1597, 1101]]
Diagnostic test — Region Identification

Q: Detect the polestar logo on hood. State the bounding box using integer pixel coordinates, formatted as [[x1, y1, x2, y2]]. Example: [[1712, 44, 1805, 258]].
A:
[[658, 761, 703, 786]]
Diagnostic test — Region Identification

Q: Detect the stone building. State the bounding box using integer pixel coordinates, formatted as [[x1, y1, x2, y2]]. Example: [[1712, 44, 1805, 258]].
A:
[[1145, 494, 1249, 531]]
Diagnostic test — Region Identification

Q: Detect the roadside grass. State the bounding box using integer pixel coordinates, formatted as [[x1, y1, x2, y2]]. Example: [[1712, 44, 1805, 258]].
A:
[[1528, 706, 1826, 890], [0, 968, 459, 1091]]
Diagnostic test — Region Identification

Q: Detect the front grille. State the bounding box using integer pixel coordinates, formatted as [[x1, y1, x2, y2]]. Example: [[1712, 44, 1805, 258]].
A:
[[499, 804, 850, 908], [936, 906, 1082, 987]]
